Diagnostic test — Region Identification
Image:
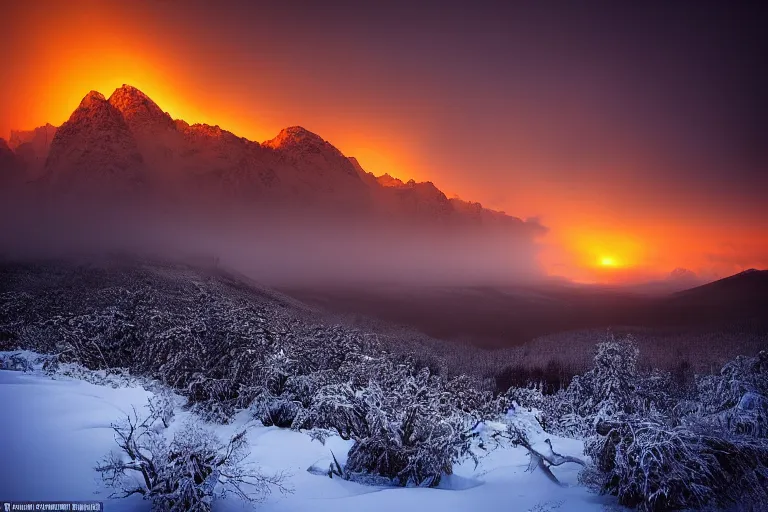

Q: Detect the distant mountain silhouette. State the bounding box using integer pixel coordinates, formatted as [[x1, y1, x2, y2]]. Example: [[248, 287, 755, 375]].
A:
[[605, 268, 768, 334], [287, 269, 768, 348], [4, 84, 540, 231], [619, 268, 768, 335], [624, 268, 703, 295], [8, 123, 57, 179], [668, 268, 768, 309]]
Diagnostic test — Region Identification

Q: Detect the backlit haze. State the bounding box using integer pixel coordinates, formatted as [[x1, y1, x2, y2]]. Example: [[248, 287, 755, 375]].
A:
[[2, 0, 766, 285]]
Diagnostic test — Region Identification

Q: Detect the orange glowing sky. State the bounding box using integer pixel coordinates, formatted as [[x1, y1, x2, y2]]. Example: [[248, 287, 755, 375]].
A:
[[2, 1, 766, 284]]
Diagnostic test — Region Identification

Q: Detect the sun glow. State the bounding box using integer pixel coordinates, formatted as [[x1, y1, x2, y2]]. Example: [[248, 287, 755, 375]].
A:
[[600, 256, 618, 267]]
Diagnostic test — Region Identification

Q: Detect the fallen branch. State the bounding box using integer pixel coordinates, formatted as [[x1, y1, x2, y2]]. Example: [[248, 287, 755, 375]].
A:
[[521, 437, 585, 486], [502, 426, 586, 486]]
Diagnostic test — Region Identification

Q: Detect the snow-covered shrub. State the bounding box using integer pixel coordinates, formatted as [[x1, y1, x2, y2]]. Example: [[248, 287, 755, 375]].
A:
[[96, 405, 290, 511], [545, 335, 683, 438], [443, 374, 495, 416], [0, 350, 37, 372], [334, 352, 399, 388], [257, 398, 300, 428], [504, 383, 547, 411], [54, 308, 141, 370], [583, 419, 768, 511], [493, 384, 561, 433], [546, 334, 648, 437], [260, 350, 298, 396], [693, 350, 768, 437], [33, 354, 139, 388], [635, 368, 676, 420], [189, 400, 237, 425], [309, 363, 475, 487], [14, 324, 61, 354], [284, 371, 335, 409], [243, 365, 337, 430], [582, 334, 639, 421], [147, 390, 177, 429]]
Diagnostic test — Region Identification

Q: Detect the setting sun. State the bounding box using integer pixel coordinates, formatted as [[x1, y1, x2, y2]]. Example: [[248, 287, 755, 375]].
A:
[[600, 256, 618, 267]]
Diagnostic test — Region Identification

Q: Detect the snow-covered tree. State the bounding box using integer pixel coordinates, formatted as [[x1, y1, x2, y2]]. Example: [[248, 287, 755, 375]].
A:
[[95, 402, 290, 511], [583, 418, 768, 511], [542, 334, 641, 437], [308, 362, 476, 487], [583, 351, 768, 510], [693, 350, 768, 437], [443, 374, 495, 416], [0, 350, 36, 372]]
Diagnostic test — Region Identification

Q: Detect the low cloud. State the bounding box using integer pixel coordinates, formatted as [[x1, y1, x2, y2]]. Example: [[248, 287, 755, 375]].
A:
[[0, 194, 548, 287]]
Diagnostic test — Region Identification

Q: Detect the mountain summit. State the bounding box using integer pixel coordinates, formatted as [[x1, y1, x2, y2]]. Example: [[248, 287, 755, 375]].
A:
[[263, 126, 327, 150], [78, 90, 107, 109], [5, 85, 543, 232], [108, 84, 175, 133], [44, 89, 145, 192]]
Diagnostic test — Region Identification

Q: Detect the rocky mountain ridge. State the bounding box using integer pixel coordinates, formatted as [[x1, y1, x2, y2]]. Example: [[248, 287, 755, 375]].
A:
[[0, 85, 550, 253], [2, 84, 538, 230]]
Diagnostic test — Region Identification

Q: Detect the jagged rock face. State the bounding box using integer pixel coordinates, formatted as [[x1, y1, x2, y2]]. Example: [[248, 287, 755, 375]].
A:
[[353, 161, 534, 227], [263, 125, 328, 150], [44, 91, 146, 194], [23, 84, 540, 231], [263, 126, 370, 212], [388, 180, 453, 219], [347, 156, 367, 178], [107, 85, 183, 185], [264, 126, 362, 182], [376, 174, 405, 188], [449, 197, 523, 227], [362, 171, 454, 221], [108, 85, 175, 133], [449, 197, 484, 217], [172, 121, 279, 204]]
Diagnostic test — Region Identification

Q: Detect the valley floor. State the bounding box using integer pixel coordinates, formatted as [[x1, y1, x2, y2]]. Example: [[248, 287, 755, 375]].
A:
[[0, 367, 619, 512]]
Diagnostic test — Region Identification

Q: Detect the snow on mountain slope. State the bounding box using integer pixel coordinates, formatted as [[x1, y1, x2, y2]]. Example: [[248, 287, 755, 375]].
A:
[[108, 85, 176, 135], [349, 158, 544, 229], [0, 362, 616, 512], [262, 126, 371, 212], [44, 91, 146, 194], [0, 368, 152, 510], [6, 84, 541, 231]]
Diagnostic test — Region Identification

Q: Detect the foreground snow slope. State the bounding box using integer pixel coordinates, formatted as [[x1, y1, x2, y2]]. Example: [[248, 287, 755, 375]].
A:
[[0, 369, 150, 511], [0, 369, 617, 512]]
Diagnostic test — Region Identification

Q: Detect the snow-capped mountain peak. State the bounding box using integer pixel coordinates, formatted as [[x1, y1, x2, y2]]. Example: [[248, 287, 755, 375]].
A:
[[263, 126, 327, 151], [43, 89, 145, 191], [78, 90, 107, 109], [108, 84, 174, 133], [4, 84, 541, 231]]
